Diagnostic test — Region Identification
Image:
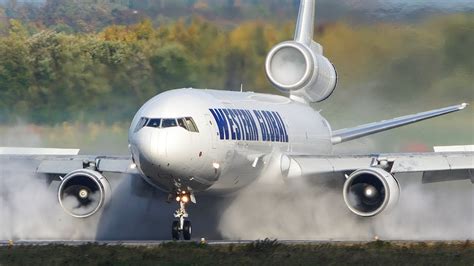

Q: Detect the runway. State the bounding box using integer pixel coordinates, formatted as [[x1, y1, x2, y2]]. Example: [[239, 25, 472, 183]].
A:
[[0, 239, 469, 247]]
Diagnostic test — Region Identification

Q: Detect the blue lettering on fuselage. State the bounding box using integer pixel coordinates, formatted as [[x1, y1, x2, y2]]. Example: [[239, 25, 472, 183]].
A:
[[209, 108, 288, 143], [209, 109, 229, 140]]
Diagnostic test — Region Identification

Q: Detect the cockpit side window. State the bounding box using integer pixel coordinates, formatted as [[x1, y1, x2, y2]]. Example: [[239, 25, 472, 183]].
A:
[[177, 118, 187, 130], [134, 117, 149, 132], [161, 118, 177, 128], [184, 117, 199, 132], [177, 117, 199, 132], [147, 118, 162, 128]]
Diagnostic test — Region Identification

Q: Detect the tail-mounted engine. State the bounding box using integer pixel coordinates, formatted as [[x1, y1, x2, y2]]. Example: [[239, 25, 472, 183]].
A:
[[265, 41, 337, 103], [343, 168, 400, 217], [265, 0, 337, 103], [57, 169, 111, 218]]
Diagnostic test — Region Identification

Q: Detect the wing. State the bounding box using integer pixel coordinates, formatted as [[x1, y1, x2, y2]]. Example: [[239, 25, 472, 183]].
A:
[[281, 150, 474, 183], [0, 147, 139, 178], [331, 103, 468, 144], [0, 147, 153, 218], [279, 147, 473, 217]]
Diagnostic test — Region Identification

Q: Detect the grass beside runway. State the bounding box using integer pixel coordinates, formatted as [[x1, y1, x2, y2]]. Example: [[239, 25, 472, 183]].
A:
[[0, 240, 473, 265]]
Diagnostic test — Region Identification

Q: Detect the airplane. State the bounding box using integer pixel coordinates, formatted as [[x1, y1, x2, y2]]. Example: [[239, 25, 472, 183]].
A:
[[1, 0, 473, 241]]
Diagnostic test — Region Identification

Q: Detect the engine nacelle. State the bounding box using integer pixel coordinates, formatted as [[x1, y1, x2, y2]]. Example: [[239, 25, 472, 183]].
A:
[[343, 168, 400, 217], [57, 169, 111, 218], [265, 41, 337, 103]]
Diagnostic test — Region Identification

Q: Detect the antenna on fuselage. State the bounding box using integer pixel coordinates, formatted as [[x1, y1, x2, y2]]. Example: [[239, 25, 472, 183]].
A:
[[240, 83, 243, 92]]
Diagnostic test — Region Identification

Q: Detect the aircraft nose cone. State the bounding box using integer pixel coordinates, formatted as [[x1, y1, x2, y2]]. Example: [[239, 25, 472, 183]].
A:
[[132, 129, 153, 164], [133, 129, 168, 168]]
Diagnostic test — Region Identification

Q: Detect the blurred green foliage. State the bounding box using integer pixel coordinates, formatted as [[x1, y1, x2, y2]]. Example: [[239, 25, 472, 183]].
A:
[[1, 0, 301, 33], [0, 1, 472, 125]]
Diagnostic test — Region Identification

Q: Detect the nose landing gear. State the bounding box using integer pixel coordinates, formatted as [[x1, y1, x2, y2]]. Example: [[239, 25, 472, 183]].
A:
[[171, 191, 194, 240]]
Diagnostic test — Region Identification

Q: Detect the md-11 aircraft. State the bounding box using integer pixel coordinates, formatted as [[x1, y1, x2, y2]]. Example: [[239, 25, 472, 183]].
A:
[[1, 0, 472, 240]]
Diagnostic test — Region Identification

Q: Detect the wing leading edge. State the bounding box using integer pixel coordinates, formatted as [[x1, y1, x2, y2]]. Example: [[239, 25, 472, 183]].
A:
[[35, 156, 139, 175], [281, 151, 474, 183], [0, 147, 80, 155], [331, 103, 468, 144], [0, 148, 138, 176]]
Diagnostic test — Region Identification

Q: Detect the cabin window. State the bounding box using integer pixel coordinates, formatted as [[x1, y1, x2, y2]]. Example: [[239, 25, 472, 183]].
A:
[[161, 118, 177, 128], [147, 118, 162, 128]]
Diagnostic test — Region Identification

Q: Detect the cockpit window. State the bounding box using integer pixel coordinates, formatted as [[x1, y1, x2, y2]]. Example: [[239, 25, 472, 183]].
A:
[[176, 117, 199, 132], [140, 117, 198, 132], [147, 118, 161, 128], [184, 117, 199, 132], [161, 119, 177, 128], [177, 118, 187, 130], [134, 117, 149, 132]]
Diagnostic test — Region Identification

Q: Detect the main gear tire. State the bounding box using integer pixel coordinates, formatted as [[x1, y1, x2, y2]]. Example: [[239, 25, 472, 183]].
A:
[[183, 221, 192, 240], [172, 221, 180, 240]]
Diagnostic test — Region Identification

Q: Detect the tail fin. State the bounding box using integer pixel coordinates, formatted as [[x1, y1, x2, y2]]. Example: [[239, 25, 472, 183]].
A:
[[265, 0, 337, 103], [294, 0, 315, 45]]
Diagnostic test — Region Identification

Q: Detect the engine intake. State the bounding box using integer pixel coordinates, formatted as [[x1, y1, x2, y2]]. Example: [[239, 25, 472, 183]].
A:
[[343, 168, 400, 217], [58, 169, 111, 218], [265, 41, 337, 103]]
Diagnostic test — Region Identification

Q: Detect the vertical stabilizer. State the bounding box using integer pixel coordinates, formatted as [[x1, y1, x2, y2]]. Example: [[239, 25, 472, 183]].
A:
[[294, 0, 315, 45], [265, 0, 337, 103]]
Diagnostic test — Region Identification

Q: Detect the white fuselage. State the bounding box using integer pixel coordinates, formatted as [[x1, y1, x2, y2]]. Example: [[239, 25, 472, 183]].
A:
[[128, 88, 332, 194]]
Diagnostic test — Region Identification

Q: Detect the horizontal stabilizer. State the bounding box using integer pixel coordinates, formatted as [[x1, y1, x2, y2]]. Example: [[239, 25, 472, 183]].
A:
[[331, 103, 468, 144], [0, 147, 80, 155]]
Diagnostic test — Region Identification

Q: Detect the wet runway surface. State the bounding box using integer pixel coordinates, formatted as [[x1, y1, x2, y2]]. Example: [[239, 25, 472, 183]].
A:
[[0, 239, 469, 246]]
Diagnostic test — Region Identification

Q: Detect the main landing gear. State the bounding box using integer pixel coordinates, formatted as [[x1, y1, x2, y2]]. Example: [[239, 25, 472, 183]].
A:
[[171, 191, 194, 240]]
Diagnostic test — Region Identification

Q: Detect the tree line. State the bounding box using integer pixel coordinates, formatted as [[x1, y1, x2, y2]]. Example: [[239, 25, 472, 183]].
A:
[[0, 13, 472, 124]]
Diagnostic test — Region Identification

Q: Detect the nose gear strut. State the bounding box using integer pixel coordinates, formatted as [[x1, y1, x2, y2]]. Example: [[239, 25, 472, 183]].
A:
[[171, 190, 194, 240]]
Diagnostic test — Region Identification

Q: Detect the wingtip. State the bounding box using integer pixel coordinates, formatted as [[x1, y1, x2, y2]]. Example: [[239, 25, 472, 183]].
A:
[[459, 103, 469, 110]]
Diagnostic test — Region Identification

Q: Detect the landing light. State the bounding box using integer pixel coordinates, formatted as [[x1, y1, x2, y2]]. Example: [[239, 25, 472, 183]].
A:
[[130, 163, 137, 169], [212, 162, 220, 169], [176, 196, 181, 202], [182, 195, 189, 203]]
